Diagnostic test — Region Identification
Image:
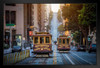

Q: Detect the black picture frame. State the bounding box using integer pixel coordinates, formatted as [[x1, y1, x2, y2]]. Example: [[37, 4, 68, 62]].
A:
[[0, 0, 99, 68]]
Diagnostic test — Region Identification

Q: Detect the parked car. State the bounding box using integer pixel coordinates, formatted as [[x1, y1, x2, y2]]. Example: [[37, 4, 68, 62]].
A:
[[88, 44, 96, 53], [12, 46, 21, 53], [77, 45, 86, 51]]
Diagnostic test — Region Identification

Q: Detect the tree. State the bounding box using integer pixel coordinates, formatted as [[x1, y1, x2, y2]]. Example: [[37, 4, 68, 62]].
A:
[[61, 4, 96, 48], [57, 9, 62, 22], [61, 4, 83, 32], [58, 24, 65, 33], [78, 4, 96, 26], [73, 31, 81, 44], [78, 4, 96, 47], [62, 4, 83, 20], [49, 10, 53, 25]]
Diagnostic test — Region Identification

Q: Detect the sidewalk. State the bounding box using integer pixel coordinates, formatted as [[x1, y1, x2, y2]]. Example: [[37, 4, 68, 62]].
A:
[[4, 47, 31, 55], [4, 48, 12, 55]]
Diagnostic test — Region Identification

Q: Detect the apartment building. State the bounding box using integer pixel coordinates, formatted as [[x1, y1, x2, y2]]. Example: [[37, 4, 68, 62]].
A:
[[4, 4, 51, 48], [4, 4, 24, 47]]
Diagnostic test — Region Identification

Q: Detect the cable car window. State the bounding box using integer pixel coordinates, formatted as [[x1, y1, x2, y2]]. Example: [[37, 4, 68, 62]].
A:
[[63, 39, 65, 44], [40, 37, 44, 43], [67, 39, 69, 44], [34, 37, 38, 43], [59, 39, 61, 43], [46, 37, 49, 43]]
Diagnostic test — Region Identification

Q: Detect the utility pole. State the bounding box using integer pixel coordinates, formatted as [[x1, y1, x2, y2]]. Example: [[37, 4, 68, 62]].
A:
[[80, 30, 81, 45], [89, 25, 90, 36], [9, 11, 12, 49], [9, 26, 12, 49]]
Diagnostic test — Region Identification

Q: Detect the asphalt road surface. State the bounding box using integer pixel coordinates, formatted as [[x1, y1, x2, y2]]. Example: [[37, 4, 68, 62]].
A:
[[15, 45, 96, 65], [50, 12, 61, 41], [15, 12, 96, 65]]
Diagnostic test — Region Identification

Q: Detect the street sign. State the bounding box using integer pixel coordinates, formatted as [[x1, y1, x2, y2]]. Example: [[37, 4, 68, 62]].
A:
[[6, 24, 15, 26]]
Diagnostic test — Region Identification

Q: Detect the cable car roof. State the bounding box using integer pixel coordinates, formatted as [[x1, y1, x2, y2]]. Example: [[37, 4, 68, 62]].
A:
[[58, 35, 70, 39], [33, 32, 52, 36], [35, 32, 50, 34]]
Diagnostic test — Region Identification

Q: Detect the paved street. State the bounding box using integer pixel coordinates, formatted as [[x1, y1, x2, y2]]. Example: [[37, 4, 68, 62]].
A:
[[50, 13, 61, 41], [15, 45, 96, 65], [15, 12, 96, 65], [3, 4, 97, 65]]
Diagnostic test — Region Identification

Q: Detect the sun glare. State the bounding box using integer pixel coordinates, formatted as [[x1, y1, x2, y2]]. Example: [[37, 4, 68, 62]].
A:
[[51, 4, 60, 12]]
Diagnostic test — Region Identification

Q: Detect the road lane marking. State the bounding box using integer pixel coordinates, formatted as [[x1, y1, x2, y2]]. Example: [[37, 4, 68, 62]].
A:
[[68, 54, 81, 64], [60, 53, 68, 64], [64, 54, 75, 65], [53, 45, 57, 64], [71, 52, 93, 65]]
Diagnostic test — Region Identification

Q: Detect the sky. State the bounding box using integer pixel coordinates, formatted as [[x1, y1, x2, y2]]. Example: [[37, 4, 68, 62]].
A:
[[51, 4, 60, 12]]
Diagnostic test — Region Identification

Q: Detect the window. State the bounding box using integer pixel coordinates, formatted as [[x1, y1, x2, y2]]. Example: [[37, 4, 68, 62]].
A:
[[11, 11, 16, 24], [5, 32, 10, 46], [46, 37, 49, 43], [5, 10, 16, 25], [40, 37, 44, 44], [59, 39, 61, 43], [63, 39, 65, 44], [67, 39, 69, 44], [5, 11, 9, 24], [34, 37, 38, 43]]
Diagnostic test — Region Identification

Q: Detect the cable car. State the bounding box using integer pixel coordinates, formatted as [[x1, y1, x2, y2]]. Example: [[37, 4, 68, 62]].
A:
[[33, 32, 52, 55], [57, 35, 70, 51]]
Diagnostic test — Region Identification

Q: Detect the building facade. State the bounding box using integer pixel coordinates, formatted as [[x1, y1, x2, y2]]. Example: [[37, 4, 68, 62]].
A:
[[4, 4, 24, 47], [44, 4, 51, 32], [4, 4, 51, 48], [37, 4, 51, 32]]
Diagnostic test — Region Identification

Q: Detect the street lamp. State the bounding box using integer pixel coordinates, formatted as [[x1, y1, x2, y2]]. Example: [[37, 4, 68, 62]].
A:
[[44, 19, 47, 32], [9, 11, 12, 49], [65, 30, 69, 36], [64, 18, 69, 36]]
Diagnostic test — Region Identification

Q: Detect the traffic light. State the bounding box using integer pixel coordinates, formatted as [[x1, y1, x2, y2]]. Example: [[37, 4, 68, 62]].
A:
[[88, 36, 91, 41], [29, 31, 33, 36]]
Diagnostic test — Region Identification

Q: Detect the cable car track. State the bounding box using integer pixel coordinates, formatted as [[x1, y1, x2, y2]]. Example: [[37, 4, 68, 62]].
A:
[[59, 53, 69, 64], [67, 53, 82, 65]]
